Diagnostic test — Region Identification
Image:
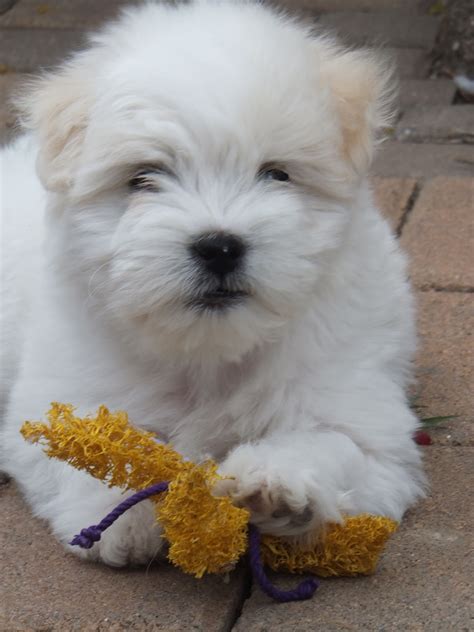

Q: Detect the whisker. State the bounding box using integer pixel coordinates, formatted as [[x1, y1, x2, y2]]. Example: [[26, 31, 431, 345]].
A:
[[87, 260, 110, 300]]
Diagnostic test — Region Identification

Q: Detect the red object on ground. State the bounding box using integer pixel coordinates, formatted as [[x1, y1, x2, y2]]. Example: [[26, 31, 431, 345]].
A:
[[414, 430, 432, 446]]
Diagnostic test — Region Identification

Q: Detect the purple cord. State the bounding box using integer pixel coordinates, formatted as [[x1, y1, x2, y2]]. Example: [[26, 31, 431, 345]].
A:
[[70, 481, 319, 603], [248, 524, 319, 603], [70, 481, 169, 548]]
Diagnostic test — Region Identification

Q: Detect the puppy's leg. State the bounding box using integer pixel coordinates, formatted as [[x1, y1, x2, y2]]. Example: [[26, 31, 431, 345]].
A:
[[218, 384, 425, 538], [49, 470, 164, 567], [3, 428, 163, 567], [33, 463, 162, 566]]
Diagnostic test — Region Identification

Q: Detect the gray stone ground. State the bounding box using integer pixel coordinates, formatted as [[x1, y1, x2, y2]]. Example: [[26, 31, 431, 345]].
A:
[[1, 1, 473, 630]]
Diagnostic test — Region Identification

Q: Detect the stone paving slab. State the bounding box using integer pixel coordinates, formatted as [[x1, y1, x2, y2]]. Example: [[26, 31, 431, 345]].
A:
[[234, 448, 474, 631], [373, 142, 474, 177], [0, 0, 139, 29], [372, 176, 417, 232], [317, 12, 440, 48], [0, 27, 431, 82], [0, 28, 430, 81], [399, 79, 456, 110], [0, 72, 23, 145], [387, 47, 430, 79], [0, 482, 248, 632], [415, 291, 474, 447], [280, 0, 429, 12], [401, 177, 474, 288], [0, 27, 85, 72], [396, 105, 474, 144]]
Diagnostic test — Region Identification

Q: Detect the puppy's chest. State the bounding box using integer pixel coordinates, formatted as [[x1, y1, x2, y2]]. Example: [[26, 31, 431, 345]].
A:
[[141, 371, 271, 460]]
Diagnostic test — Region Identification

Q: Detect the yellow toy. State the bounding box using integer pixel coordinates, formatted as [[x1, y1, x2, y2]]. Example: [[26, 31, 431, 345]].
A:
[[21, 403, 398, 602]]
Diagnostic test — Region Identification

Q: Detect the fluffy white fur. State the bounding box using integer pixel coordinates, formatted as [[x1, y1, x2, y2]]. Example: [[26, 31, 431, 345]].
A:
[[0, 0, 425, 567]]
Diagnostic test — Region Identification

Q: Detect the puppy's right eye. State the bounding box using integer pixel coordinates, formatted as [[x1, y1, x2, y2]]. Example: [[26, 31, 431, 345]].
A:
[[128, 170, 155, 191]]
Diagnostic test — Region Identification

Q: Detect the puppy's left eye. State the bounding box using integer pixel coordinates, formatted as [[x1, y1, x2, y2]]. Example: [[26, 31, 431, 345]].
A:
[[128, 166, 170, 191], [258, 165, 290, 182]]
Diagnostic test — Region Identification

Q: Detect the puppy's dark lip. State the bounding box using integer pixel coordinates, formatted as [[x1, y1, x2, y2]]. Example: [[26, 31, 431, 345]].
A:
[[203, 289, 247, 300], [189, 289, 249, 310]]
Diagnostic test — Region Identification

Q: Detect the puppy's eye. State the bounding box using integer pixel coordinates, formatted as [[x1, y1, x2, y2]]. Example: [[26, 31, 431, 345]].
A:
[[128, 166, 170, 191], [258, 166, 290, 182]]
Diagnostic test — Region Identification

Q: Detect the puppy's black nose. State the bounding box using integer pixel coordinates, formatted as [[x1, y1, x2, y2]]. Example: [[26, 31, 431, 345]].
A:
[[191, 232, 245, 276]]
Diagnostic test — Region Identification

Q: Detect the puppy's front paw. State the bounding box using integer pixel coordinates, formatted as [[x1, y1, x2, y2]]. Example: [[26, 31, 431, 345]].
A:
[[67, 499, 164, 567], [216, 448, 318, 538]]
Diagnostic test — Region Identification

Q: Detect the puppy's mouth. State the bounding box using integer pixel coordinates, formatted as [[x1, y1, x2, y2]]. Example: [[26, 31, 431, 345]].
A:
[[189, 288, 249, 311]]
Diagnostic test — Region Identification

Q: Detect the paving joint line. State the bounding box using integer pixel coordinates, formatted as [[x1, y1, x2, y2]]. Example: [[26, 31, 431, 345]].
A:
[[396, 180, 422, 237], [454, 157, 474, 168], [0, 0, 18, 17], [410, 138, 474, 146], [423, 444, 474, 449], [0, 25, 86, 32], [417, 284, 474, 294], [224, 563, 252, 632]]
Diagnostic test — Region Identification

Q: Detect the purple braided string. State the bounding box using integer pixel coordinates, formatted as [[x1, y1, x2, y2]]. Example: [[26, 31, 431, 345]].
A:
[[248, 524, 319, 603], [69, 481, 319, 603], [70, 481, 169, 548]]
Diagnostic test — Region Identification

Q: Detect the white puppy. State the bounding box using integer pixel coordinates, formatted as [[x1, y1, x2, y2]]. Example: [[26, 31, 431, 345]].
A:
[[0, 0, 425, 567]]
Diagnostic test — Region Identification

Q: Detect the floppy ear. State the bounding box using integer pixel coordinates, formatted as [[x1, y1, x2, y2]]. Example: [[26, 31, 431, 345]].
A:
[[17, 60, 93, 192], [319, 46, 395, 175]]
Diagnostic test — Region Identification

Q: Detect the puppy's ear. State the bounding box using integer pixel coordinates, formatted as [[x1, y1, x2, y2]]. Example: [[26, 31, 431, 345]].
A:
[[319, 45, 395, 175], [17, 60, 92, 192]]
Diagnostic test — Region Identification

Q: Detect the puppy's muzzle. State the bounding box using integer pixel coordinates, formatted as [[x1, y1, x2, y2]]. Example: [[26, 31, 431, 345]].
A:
[[188, 232, 249, 310]]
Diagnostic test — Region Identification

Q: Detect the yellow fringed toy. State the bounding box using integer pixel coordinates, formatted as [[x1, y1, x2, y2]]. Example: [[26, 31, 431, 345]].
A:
[[21, 403, 398, 602]]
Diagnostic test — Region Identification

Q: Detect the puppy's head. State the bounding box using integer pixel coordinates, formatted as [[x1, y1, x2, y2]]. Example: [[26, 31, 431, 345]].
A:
[[20, 1, 394, 363]]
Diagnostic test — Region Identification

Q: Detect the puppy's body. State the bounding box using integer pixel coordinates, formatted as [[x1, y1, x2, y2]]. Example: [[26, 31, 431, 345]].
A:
[[1, 1, 425, 566]]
